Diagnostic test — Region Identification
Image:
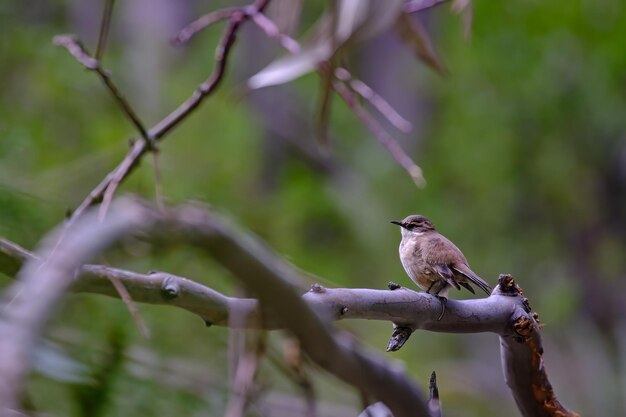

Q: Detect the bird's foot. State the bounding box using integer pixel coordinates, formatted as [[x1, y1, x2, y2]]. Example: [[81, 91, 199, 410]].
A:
[[435, 296, 447, 321]]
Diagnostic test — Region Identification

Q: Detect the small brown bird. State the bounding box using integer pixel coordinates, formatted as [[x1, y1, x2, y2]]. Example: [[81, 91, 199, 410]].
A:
[[391, 215, 492, 319]]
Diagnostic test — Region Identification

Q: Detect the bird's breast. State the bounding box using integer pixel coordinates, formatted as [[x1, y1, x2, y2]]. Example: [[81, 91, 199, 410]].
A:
[[398, 238, 435, 291]]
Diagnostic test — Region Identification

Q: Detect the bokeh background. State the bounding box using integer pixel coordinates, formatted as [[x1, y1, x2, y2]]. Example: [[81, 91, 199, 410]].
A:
[[1, 0, 625, 416]]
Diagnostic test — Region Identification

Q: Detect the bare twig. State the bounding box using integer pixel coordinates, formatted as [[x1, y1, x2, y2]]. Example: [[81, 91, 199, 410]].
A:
[[404, 0, 450, 14], [267, 346, 317, 417], [451, 0, 473, 39], [65, 0, 271, 223], [332, 82, 426, 187], [95, 0, 115, 61], [395, 13, 447, 76], [427, 371, 441, 417], [53, 34, 158, 221], [250, 12, 301, 54], [334, 68, 413, 133], [315, 62, 335, 149], [172, 7, 239, 46], [151, 152, 165, 212], [224, 330, 266, 417], [108, 276, 150, 339], [53, 35, 154, 149], [249, 12, 423, 186]]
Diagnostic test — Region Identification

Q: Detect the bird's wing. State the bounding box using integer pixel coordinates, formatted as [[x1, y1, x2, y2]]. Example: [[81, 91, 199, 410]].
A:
[[433, 263, 461, 290], [452, 264, 492, 295], [458, 281, 475, 294], [423, 234, 468, 266], [424, 235, 491, 294]]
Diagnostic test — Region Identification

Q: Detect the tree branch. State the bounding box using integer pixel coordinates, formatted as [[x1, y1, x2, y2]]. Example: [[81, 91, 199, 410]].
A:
[[53, 35, 155, 150], [0, 200, 431, 417], [0, 199, 579, 417], [94, 0, 115, 61], [63, 0, 271, 223], [0, 237, 530, 332], [249, 12, 426, 187]]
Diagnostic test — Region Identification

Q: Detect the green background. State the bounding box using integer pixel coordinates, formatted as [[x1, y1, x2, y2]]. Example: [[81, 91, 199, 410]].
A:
[[1, 0, 625, 416]]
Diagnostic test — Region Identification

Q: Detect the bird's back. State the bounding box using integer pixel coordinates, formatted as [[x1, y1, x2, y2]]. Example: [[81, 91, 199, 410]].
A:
[[421, 233, 469, 267]]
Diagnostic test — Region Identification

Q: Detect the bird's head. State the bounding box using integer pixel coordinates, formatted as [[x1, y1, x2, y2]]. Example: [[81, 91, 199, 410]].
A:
[[390, 215, 436, 237]]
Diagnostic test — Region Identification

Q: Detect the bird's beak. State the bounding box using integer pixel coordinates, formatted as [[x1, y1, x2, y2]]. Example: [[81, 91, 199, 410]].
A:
[[390, 220, 405, 228]]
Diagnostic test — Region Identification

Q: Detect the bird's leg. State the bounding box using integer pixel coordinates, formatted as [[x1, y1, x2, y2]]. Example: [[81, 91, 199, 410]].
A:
[[435, 296, 447, 321]]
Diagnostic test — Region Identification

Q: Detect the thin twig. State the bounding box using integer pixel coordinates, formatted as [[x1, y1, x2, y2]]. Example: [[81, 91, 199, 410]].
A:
[[427, 371, 442, 417], [53, 2, 156, 332], [333, 82, 426, 187], [404, 0, 450, 14], [334, 68, 413, 133], [65, 0, 271, 223], [172, 7, 239, 46], [267, 352, 317, 417], [249, 12, 422, 185], [151, 152, 165, 212], [224, 330, 266, 417], [250, 12, 300, 54], [247, 13, 409, 130], [108, 276, 150, 339], [315, 61, 335, 149], [52, 34, 158, 222], [95, 0, 115, 61], [53, 35, 155, 150]]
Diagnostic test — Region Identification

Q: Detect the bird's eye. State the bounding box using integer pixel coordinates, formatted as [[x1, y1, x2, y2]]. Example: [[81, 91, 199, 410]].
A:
[[408, 222, 418, 229]]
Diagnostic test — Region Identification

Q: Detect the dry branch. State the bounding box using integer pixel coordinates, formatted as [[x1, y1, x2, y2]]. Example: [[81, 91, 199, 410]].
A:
[[0, 200, 578, 417], [248, 12, 426, 187], [62, 0, 270, 223], [0, 200, 431, 417]]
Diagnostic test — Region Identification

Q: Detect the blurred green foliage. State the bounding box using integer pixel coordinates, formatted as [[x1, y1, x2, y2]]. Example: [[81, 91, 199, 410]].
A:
[[1, 0, 625, 416]]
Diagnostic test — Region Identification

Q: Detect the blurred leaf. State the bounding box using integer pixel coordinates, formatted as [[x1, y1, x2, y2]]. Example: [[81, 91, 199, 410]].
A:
[[33, 340, 92, 384], [452, 0, 473, 39], [395, 13, 447, 76], [344, 0, 405, 44], [314, 62, 335, 149], [248, 41, 332, 89], [334, 0, 369, 44], [265, 0, 303, 36], [248, 0, 404, 89]]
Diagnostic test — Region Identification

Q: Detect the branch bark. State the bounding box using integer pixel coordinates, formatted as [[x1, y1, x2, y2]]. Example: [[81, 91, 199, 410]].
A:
[[0, 199, 431, 417], [0, 200, 579, 417]]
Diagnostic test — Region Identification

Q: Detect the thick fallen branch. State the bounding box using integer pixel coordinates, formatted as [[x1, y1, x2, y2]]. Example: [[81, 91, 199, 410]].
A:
[[0, 201, 578, 417]]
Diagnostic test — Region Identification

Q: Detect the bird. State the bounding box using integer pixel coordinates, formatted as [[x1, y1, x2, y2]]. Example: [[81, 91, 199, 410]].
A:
[[391, 214, 492, 320]]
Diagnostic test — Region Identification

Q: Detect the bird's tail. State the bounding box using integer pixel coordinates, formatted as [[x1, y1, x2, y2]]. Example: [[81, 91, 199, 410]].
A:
[[453, 265, 492, 295]]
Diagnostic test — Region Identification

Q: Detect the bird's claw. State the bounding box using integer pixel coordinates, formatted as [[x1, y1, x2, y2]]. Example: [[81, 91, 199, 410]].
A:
[[435, 296, 447, 321]]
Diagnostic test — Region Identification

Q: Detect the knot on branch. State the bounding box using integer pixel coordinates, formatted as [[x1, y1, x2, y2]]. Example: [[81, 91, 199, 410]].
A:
[[160, 274, 181, 299], [386, 326, 413, 352], [513, 316, 535, 342], [497, 273, 525, 297], [53, 35, 99, 69], [388, 281, 402, 290], [498, 274, 536, 316], [310, 283, 325, 293]]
